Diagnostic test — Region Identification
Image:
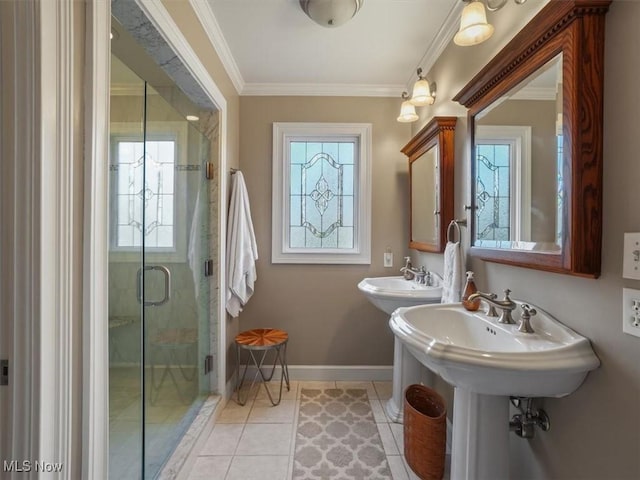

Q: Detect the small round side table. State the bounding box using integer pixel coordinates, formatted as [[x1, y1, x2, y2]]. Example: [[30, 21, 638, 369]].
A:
[[234, 328, 290, 406]]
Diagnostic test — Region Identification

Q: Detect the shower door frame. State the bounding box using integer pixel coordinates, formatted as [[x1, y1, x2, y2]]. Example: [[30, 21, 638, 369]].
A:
[[86, 0, 229, 477]]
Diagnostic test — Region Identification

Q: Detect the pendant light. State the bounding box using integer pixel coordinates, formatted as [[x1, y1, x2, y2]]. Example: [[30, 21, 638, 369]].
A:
[[454, 0, 494, 47], [410, 68, 436, 106], [397, 92, 419, 123], [299, 0, 364, 28]]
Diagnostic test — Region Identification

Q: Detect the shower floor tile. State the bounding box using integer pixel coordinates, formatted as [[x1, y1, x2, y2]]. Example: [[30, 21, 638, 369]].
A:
[[109, 366, 204, 480]]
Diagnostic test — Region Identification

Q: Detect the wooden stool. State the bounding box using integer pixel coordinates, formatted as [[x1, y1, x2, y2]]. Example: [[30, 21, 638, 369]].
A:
[[235, 328, 290, 406]]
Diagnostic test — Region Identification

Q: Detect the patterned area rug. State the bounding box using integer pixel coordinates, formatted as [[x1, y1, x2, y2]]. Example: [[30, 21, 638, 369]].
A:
[[293, 388, 391, 480]]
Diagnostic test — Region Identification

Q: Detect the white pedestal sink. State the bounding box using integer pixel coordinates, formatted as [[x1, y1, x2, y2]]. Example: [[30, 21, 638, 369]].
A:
[[389, 302, 600, 480], [357, 274, 442, 423], [357, 275, 442, 315], [385, 336, 434, 423]]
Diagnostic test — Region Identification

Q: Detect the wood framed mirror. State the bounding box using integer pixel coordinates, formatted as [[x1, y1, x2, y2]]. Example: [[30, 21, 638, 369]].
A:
[[453, 0, 611, 277], [402, 116, 456, 253]]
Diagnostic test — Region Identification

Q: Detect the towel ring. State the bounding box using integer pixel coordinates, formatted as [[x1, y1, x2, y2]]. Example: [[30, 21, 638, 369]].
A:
[[447, 219, 467, 243]]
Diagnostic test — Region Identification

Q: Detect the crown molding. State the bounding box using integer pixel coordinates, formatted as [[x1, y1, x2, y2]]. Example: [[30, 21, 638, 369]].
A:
[[187, 1, 463, 98], [242, 82, 404, 97], [188, 0, 244, 94], [406, 1, 465, 88]]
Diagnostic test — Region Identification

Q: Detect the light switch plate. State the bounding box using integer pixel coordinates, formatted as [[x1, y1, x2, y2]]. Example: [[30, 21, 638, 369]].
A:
[[623, 233, 640, 279], [384, 252, 393, 268], [622, 288, 640, 338]]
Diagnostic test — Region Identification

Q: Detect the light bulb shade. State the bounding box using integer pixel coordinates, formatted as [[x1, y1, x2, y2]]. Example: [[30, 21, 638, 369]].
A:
[[454, 1, 495, 46], [397, 100, 419, 123], [300, 0, 364, 28], [410, 79, 435, 106]]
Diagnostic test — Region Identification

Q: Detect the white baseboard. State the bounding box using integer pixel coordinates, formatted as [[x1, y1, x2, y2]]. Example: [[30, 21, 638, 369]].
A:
[[240, 364, 393, 382]]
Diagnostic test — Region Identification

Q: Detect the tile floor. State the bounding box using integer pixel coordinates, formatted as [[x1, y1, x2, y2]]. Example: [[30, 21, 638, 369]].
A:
[[185, 380, 450, 480]]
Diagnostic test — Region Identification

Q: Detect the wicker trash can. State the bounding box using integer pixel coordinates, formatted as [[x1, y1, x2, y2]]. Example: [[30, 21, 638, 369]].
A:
[[404, 384, 446, 480]]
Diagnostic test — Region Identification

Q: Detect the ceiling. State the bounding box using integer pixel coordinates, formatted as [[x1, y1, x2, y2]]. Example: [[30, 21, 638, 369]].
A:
[[202, 0, 464, 96]]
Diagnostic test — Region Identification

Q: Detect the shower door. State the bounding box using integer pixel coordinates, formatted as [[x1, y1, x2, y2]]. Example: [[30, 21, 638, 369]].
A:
[[109, 54, 216, 479]]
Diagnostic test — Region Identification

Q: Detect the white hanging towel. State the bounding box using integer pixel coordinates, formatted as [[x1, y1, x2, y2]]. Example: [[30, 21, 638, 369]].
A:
[[226, 171, 258, 317], [441, 241, 462, 303]]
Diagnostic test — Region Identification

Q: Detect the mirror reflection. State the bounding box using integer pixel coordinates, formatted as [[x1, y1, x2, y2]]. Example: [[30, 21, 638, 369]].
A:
[[473, 54, 563, 253], [411, 146, 439, 245]]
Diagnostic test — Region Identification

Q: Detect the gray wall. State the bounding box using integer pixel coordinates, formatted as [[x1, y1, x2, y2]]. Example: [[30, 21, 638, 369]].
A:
[[414, 1, 640, 478], [237, 96, 411, 365]]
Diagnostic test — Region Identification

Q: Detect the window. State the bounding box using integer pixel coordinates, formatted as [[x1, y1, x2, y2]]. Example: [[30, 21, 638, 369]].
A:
[[109, 122, 188, 261], [272, 123, 372, 264], [475, 125, 531, 244]]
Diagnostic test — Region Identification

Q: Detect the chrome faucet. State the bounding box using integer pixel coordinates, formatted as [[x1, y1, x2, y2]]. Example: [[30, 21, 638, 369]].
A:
[[414, 266, 428, 285], [468, 289, 517, 324], [400, 258, 431, 284]]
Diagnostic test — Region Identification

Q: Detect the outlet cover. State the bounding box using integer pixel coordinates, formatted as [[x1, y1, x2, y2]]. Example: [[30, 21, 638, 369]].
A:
[[622, 288, 640, 338], [623, 233, 640, 279], [384, 252, 393, 268]]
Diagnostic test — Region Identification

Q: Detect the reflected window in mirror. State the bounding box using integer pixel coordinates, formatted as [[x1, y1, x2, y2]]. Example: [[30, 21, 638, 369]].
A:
[[475, 126, 531, 244], [473, 54, 562, 253]]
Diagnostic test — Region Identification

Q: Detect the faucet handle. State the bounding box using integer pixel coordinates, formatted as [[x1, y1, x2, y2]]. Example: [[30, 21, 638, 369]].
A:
[[518, 304, 537, 334], [486, 293, 499, 317]]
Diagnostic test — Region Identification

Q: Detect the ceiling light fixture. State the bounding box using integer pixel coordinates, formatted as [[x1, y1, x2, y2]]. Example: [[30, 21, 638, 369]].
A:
[[299, 0, 364, 28], [454, 0, 527, 47], [410, 68, 436, 106], [397, 92, 419, 123]]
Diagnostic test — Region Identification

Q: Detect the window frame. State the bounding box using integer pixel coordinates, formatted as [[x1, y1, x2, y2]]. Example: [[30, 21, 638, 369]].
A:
[[272, 122, 372, 264], [475, 125, 531, 243], [109, 121, 188, 263]]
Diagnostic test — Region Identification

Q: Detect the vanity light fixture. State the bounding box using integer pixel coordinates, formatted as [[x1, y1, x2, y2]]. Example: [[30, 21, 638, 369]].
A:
[[397, 92, 419, 123], [409, 68, 436, 106], [299, 0, 364, 28], [186, 115, 200, 122], [454, 0, 528, 47]]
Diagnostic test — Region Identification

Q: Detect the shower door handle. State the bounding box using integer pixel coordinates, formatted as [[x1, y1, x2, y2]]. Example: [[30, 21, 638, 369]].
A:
[[137, 265, 171, 306]]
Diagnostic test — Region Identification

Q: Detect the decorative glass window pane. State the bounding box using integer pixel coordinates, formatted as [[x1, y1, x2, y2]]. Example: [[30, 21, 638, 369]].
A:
[[475, 125, 532, 245], [113, 139, 176, 250], [288, 141, 355, 250], [557, 135, 564, 244], [476, 143, 511, 241]]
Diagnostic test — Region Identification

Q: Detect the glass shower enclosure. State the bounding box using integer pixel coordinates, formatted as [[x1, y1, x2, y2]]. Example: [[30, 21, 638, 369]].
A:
[[108, 53, 217, 479]]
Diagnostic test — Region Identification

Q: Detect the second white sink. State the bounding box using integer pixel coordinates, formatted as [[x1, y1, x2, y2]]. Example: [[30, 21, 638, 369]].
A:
[[357, 274, 442, 314]]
